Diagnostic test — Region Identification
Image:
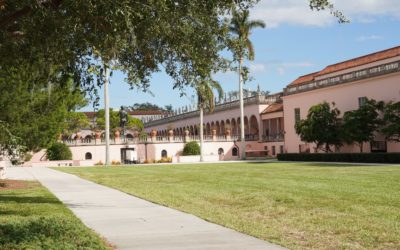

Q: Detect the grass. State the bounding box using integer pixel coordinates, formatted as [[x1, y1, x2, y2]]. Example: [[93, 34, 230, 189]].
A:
[[0, 179, 111, 250], [57, 162, 400, 249]]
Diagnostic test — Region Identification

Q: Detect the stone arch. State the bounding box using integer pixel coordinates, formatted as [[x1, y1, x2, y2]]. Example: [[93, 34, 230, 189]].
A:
[[232, 147, 238, 157], [85, 152, 92, 160], [190, 125, 194, 135], [244, 116, 249, 135], [250, 115, 259, 136], [230, 119, 236, 135], [220, 120, 225, 135], [161, 149, 168, 158], [237, 117, 241, 135], [206, 123, 211, 136], [216, 121, 220, 135]]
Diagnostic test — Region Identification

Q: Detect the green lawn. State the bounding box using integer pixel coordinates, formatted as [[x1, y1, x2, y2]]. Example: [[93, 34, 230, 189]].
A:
[[0, 180, 111, 249], [58, 162, 400, 249]]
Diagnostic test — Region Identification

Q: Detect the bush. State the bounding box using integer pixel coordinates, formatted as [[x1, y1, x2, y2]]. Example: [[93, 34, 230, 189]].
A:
[[47, 143, 72, 161], [182, 141, 200, 156], [277, 153, 400, 163]]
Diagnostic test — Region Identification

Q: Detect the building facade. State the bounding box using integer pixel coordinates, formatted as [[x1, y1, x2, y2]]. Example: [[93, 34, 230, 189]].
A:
[[50, 46, 400, 165]]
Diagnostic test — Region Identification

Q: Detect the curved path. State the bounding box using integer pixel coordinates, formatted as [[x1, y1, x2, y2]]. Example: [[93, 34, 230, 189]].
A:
[[7, 167, 286, 250]]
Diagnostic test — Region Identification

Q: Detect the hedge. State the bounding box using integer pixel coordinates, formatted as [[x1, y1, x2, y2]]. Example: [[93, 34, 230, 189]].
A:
[[277, 153, 400, 163]]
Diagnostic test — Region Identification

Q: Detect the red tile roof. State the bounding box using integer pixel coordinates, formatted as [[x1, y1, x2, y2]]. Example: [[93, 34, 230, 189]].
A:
[[261, 103, 283, 114], [288, 45, 400, 87]]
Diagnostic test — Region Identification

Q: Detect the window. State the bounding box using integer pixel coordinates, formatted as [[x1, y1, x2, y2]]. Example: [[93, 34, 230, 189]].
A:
[[218, 148, 224, 155], [358, 97, 367, 107], [161, 150, 167, 158], [85, 152, 92, 160], [280, 145, 284, 154], [294, 108, 301, 123], [232, 147, 238, 156], [272, 146, 276, 156], [264, 146, 268, 151], [371, 141, 387, 153]]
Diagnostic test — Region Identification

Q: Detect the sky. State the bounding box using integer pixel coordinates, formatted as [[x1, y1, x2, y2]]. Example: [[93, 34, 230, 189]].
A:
[[81, 0, 400, 112]]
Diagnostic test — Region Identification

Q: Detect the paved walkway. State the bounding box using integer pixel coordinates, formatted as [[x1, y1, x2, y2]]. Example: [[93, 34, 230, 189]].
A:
[[7, 167, 285, 250]]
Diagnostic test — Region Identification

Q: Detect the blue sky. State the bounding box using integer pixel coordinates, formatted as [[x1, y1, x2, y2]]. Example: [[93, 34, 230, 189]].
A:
[[81, 0, 400, 111]]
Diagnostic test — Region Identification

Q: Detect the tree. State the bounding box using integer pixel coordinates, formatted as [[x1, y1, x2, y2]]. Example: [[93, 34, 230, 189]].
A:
[[127, 117, 144, 132], [381, 101, 400, 142], [342, 99, 384, 152], [196, 78, 223, 161], [95, 109, 143, 132], [130, 102, 163, 111], [95, 109, 120, 131], [0, 71, 86, 153], [62, 112, 90, 138], [229, 9, 265, 160], [295, 102, 342, 152]]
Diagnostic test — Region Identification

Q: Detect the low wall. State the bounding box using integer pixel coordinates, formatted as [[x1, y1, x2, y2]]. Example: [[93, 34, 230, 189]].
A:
[[173, 155, 220, 163], [0, 161, 11, 179]]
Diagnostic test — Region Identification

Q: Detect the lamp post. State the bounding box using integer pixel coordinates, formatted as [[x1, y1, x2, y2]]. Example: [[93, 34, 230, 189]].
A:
[[104, 64, 110, 166]]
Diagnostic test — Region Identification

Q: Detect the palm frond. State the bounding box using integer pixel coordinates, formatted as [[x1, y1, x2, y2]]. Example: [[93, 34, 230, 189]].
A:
[[246, 40, 255, 61]]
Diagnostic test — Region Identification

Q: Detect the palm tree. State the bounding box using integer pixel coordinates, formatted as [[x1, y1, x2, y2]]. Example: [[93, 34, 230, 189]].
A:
[[229, 9, 265, 160], [196, 78, 223, 162]]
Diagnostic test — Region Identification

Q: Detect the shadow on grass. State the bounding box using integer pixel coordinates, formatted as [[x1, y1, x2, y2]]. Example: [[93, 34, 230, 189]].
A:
[[0, 195, 59, 204]]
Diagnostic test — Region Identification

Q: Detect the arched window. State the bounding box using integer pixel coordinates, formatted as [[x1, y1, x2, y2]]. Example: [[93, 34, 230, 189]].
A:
[[161, 150, 167, 158], [85, 152, 92, 160], [232, 147, 238, 156], [218, 148, 224, 155]]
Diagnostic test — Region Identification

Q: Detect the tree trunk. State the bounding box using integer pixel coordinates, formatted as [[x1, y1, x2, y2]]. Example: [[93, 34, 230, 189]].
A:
[[199, 106, 204, 162], [239, 57, 246, 160]]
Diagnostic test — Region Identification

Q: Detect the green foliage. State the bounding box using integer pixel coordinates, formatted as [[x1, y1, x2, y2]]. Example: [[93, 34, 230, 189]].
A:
[[277, 153, 400, 163], [0, 72, 86, 153], [342, 99, 384, 152], [381, 101, 400, 142], [229, 9, 266, 61], [63, 112, 90, 136], [196, 78, 224, 112], [127, 117, 144, 132], [183, 141, 201, 156], [130, 102, 166, 111], [95, 109, 143, 131], [295, 102, 342, 152], [47, 143, 72, 161], [95, 109, 119, 130]]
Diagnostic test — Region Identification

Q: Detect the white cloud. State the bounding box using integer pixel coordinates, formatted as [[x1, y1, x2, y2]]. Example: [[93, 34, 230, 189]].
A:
[[263, 60, 313, 75], [357, 35, 384, 42], [251, 0, 400, 28], [249, 63, 266, 73]]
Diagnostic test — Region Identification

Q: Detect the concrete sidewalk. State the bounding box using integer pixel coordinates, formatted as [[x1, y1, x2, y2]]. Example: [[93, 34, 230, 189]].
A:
[[7, 167, 285, 250]]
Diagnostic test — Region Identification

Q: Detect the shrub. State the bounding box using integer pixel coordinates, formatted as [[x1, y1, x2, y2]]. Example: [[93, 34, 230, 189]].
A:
[[47, 143, 72, 161], [94, 161, 104, 166], [157, 157, 172, 163], [111, 160, 121, 165], [277, 153, 400, 163], [182, 141, 200, 156]]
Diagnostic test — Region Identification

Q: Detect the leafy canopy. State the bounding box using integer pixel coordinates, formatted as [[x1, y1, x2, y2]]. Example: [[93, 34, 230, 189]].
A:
[[381, 101, 400, 142], [295, 102, 342, 152], [342, 99, 384, 152]]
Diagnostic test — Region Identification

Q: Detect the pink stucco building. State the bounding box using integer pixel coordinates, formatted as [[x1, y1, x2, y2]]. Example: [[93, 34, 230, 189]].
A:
[[50, 45, 400, 165]]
